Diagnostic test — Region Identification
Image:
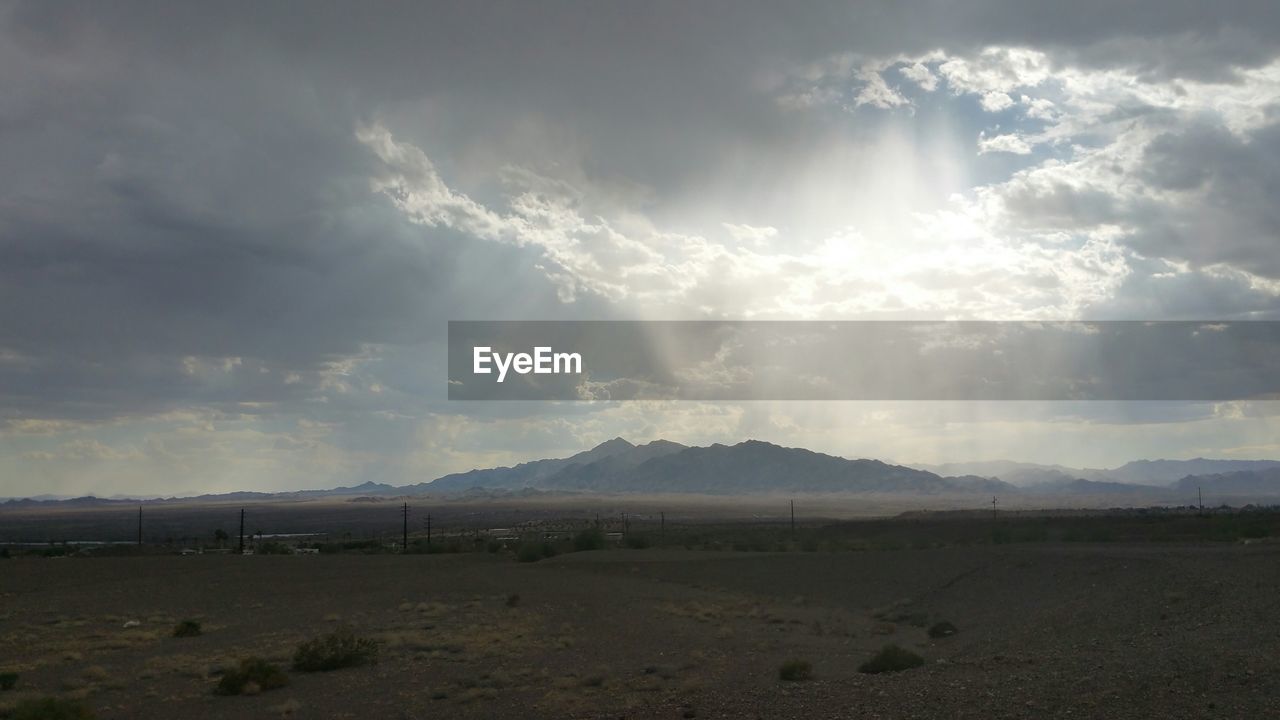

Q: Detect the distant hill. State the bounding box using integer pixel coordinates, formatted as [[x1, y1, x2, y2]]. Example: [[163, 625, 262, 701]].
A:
[[405, 437, 672, 494], [290, 480, 400, 498], [611, 441, 941, 494], [417, 438, 1014, 495], [1023, 478, 1155, 496], [915, 458, 1280, 487], [1171, 467, 1280, 497], [540, 439, 690, 490], [1108, 459, 1280, 486], [913, 460, 1086, 487]]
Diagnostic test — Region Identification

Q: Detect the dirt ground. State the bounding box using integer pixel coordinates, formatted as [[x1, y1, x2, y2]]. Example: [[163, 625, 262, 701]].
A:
[[2, 543, 1278, 719]]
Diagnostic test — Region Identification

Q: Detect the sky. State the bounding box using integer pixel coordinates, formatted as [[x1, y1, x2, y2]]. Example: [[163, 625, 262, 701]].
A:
[[3, 1, 1280, 497]]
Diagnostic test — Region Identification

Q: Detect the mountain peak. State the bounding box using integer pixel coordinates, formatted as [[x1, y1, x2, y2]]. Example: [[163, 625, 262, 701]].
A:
[[735, 439, 781, 449], [591, 437, 635, 452]]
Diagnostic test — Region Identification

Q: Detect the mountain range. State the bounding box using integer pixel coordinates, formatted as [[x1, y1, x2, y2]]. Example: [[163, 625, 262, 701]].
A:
[[409, 438, 1009, 496], [6, 438, 1280, 505], [915, 458, 1280, 487]]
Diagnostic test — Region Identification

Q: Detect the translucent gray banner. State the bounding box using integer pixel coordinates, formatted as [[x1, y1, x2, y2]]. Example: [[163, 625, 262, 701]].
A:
[[447, 321, 1280, 401]]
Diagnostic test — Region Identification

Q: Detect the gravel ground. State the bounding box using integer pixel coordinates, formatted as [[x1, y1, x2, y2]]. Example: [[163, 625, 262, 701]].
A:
[[2, 543, 1278, 719]]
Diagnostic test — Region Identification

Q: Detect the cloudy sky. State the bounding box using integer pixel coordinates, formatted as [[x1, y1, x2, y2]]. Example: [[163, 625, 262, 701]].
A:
[[3, 1, 1280, 497]]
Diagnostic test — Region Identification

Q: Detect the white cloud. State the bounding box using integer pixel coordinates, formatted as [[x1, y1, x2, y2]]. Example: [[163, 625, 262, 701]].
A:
[[356, 124, 509, 242], [937, 47, 1054, 95], [980, 91, 1015, 112], [853, 68, 910, 109], [360, 114, 1167, 322], [900, 61, 939, 92], [1022, 95, 1058, 120], [722, 222, 779, 245], [977, 132, 1033, 154]]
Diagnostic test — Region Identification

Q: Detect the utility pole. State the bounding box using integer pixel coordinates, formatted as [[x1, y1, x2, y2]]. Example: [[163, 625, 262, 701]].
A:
[[991, 496, 999, 522], [426, 513, 432, 548], [238, 508, 245, 555], [137, 506, 143, 546], [660, 511, 665, 546], [790, 499, 796, 537], [401, 502, 409, 552], [1198, 486, 1204, 515]]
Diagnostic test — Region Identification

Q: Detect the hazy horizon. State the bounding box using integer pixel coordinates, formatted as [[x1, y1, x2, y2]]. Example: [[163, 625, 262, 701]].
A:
[[7, 435, 1280, 501]]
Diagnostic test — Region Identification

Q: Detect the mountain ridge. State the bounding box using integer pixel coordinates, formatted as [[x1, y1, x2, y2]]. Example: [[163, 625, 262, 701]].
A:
[[7, 440, 1280, 504]]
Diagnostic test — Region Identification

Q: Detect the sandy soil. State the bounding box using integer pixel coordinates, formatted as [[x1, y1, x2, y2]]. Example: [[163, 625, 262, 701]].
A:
[[2, 544, 1278, 719]]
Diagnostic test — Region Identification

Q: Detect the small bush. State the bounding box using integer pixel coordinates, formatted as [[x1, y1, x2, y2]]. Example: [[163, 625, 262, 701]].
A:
[[859, 644, 925, 674], [0, 548, 10, 559], [292, 628, 378, 672], [927, 620, 958, 638], [0, 672, 18, 690], [573, 527, 606, 552], [172, 619, 202, 638], [624, 534, 650, 549], [10, 697, 93, 720], [778, 659, 812, 681], [505, 593, 520, 607], [216, 657, 288, 695]]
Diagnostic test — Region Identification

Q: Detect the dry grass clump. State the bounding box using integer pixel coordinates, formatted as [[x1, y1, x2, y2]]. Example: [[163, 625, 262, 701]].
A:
[[292, 628, 378, 672]]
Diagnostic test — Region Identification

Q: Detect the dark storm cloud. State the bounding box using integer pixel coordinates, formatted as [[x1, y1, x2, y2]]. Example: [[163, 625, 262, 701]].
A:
[[1132, 120, 1280, 278], [1093, 256, 1280, 321], [10, 1, 1280, 192], [1, 1, 634, 423]]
